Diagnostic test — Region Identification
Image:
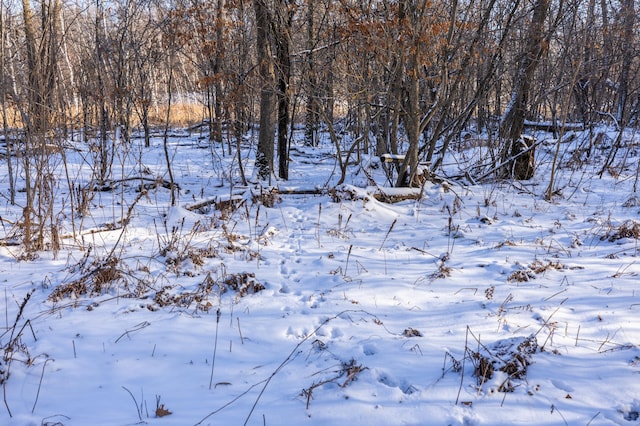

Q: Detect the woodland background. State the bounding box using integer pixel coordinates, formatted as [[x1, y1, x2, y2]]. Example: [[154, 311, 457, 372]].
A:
[[0, 0, 639, 251], [1, 2, 640, 423]]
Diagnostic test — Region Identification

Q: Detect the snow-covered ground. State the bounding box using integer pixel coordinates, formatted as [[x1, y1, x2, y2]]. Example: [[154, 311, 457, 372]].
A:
[[1, 126, 640, 425]]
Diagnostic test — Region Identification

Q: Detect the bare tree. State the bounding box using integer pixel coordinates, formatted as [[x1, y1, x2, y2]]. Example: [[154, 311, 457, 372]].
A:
[[16, 0, 63, 251], [253, 0, 276, 181], [499, 0, 551, 180], [273, 0, 294, 180], [615, 0, 635, 125], [0, 0, 16, 204]]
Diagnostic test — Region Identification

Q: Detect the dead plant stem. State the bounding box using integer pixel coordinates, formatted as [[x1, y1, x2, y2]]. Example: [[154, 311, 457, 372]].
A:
[[379, 218, 397, 251], [208, 308, 222, 390], [455, 326, 469, 405], [31, 358, 52, 414]]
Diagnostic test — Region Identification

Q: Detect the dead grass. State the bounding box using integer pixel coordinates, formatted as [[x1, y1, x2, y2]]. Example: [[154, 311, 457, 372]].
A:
[[471, 334, 538, 393], [1, 102, 205, 134], [403, 327, 423, 337], [151, 271, 264, 311], [302, 358, 367, 409], [601, 220, 640, 242], [49, 256, 125, 302], [147, 103, 205, 128], [507, 259, 565, 282]]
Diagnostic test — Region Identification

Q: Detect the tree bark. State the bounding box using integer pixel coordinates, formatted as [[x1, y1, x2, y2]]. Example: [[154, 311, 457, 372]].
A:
[[499, 0, 550, 180], [0, 1, 16, 204], [253, 0, 276, 181], [616, 0, 635, 124], [304, 0, 318, 147], [274, 0, 293, 180]]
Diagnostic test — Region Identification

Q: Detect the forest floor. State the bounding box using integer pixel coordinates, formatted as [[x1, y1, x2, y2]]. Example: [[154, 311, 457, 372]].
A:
[[1, 125, 640, 425]]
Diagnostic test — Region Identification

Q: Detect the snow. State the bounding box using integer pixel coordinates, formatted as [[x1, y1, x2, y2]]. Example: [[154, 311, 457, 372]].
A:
[[1, 127, 640, 425]]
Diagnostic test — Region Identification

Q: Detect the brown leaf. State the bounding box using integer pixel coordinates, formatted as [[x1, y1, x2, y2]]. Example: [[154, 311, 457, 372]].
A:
[[156, 404, 172, 417]]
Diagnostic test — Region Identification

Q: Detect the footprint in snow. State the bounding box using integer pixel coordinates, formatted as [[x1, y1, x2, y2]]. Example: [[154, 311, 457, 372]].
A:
[[362, 342, 378, 356]]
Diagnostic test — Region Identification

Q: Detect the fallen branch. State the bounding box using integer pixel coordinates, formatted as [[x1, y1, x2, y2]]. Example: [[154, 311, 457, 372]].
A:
[[92, 176, 178, 192], [186, 195, 245, 212]]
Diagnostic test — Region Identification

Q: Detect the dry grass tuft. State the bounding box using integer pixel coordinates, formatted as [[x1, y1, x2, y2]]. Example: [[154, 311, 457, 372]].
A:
[[601, 220, 640, 242], [403, 327, 423, 337], [302, 358, 368, 409], [507, 259, 565, 282], [49, 256, 125, 302], [152, 271, 264, 311], [472, 334, 538, 393], [220, 272, 265, 297]]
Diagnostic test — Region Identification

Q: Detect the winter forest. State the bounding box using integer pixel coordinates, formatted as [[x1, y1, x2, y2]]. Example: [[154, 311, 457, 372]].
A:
[[1, 0, 640, 425]]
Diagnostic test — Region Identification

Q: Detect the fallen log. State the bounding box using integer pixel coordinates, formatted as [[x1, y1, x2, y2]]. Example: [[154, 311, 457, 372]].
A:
[[524, 120, 584, 133]]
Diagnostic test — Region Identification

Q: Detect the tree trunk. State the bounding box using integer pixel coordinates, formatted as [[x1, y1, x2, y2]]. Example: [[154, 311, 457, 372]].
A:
[[211, 0, 225, 143], [274, 0, 293, 180], [304, 0, 318, 147], [253, 0, 276, 181], [616, 0, 635, 124], [0, 1, 15, 204], [499, 0, 550, 180]]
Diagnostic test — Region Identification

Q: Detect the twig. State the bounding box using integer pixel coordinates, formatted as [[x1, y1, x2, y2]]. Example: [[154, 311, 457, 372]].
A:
[[550, 404, 569, 426], [209, 309, 222, 390], [544, 289, 567, 301], [194, 379, 268, 425], [237, 317, 244, 345], [3, 375, 12, 417], [40, 414, 71, 424], [8, 290, 33, 343], [344, 244, 353, 276], [115, 321, 150, 343], [316, 203, 322, 248], [455, 326, 470, 405], [32, 358, 53, 414], [122, 386, 143, 421], [586, 411, 601, 425], [4, 288, 7, 331], [2, 290, 35, 418], [533, 304, 563, 339], [379, 218, 398, 251]]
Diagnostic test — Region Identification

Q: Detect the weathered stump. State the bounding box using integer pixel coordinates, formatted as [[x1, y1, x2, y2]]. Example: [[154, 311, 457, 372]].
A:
[[504, 135, 535, 180]]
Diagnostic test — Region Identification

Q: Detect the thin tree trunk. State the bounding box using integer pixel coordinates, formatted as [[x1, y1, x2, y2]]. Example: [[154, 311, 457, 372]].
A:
[[275, 0, 293, 180], [163, 52, 177, 207], [0, 1, 15, 204], [304, 0, 318, 147], [253, 0, 276, 181], [615, 0, 634, 124], [211, 0, 225, 143], [20, 0, 38, 248]]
